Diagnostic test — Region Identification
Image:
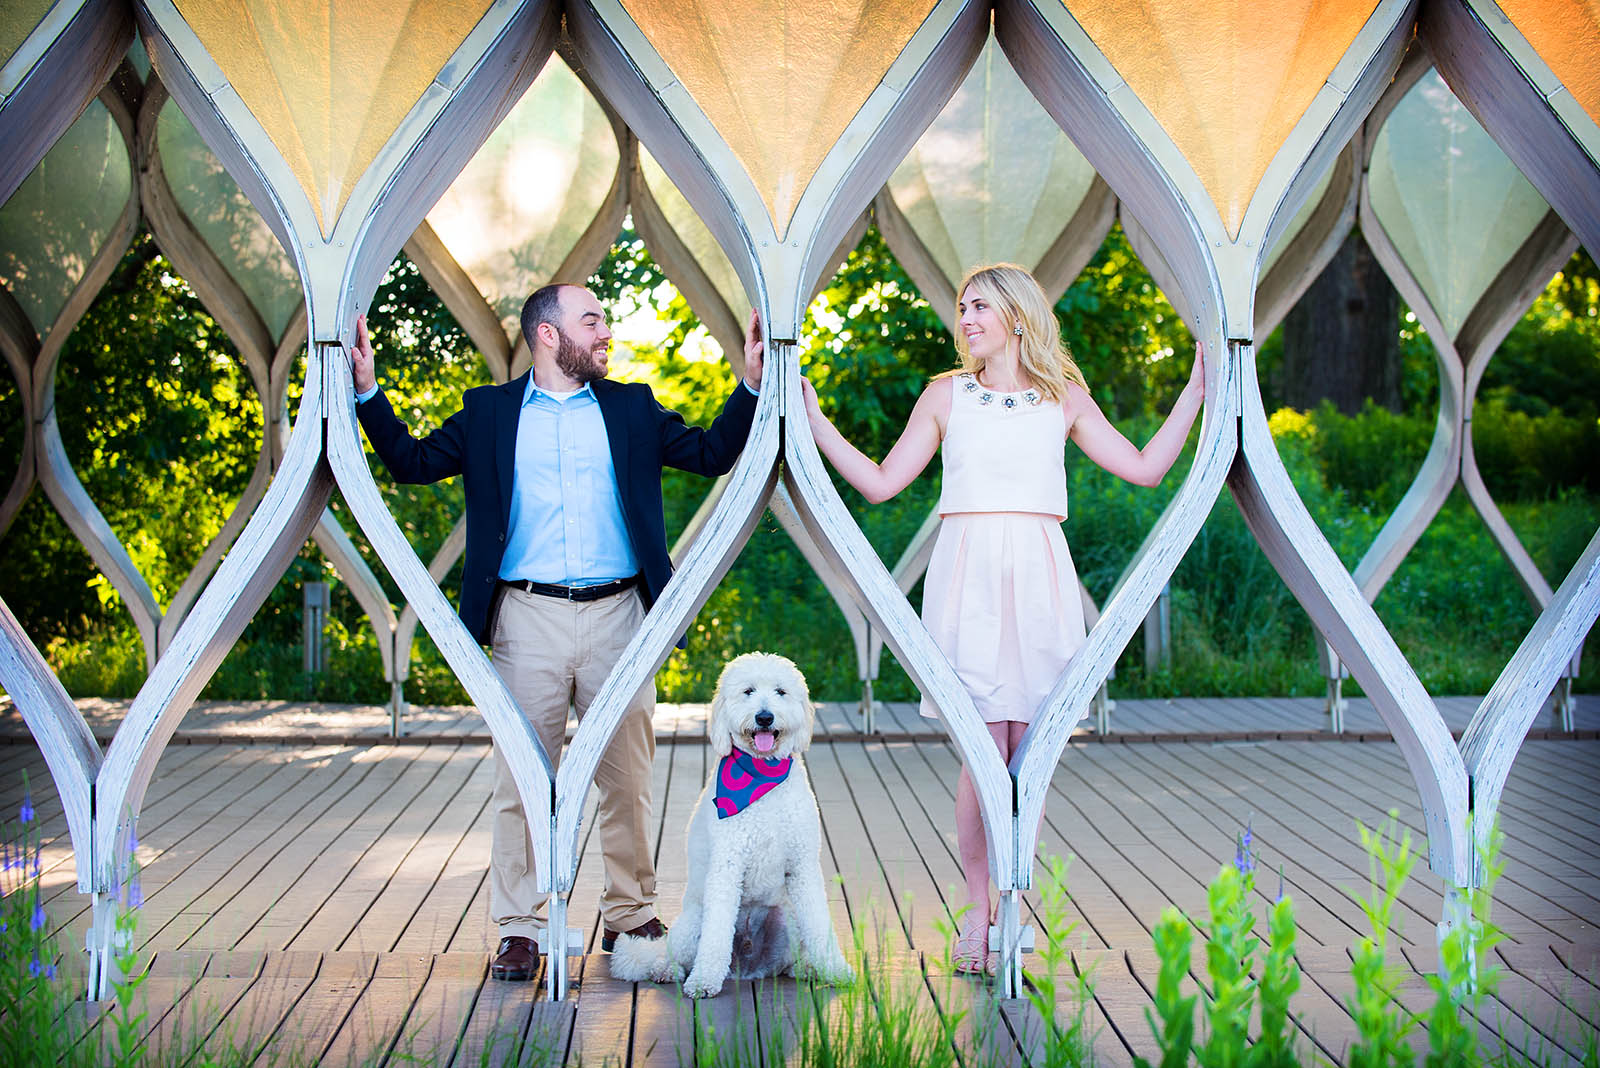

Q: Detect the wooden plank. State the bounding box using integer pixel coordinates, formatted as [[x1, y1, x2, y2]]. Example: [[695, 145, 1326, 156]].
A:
[[251, 951, 378, 1064], [341, 746, 495, 954], [566, 953, 635, 1065], [393, 951, 485, 1066], [140, 949, 265, 1062], [136, 747, 379, 951], [1001, 951, 1132, 1068], [176, 747, 436, 951], [1399, 945, 1585, 1068], [227, 746, 435, 951], [265, 746, 463, 951], [201, 950, 323, 1062], [1125, 740, 1395, 948], [317, 952, 434, 1067]]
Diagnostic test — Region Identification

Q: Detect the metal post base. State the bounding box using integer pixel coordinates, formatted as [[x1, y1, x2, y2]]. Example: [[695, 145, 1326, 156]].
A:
[[540, 893, 584, 1001], [1437, 884, 1477, 995], [1093, 684, 1114, 735], [1325, 676, 1346, 734], [390, 680, 408, 738], [544, 892, 568, 1001], [1551, 676, 1575, 733], [85, 891, 125, 1003], [990, 889, 1034, 999]]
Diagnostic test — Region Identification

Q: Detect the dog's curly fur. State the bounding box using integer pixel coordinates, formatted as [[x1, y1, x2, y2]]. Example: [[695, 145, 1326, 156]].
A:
[[609, 653, 853, 997]]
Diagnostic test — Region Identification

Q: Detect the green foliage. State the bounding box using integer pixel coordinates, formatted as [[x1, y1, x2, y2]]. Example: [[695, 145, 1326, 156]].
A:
[[0, 231, 261, 647], [1256, 893, 1302, 1068], [1199, 864, 1258, 1067], [1135, 909, 1198, 1068], [6, 224, 1598, 707], [1023, 855, 1097, 1068], [1346, 814, 1419, 1068]]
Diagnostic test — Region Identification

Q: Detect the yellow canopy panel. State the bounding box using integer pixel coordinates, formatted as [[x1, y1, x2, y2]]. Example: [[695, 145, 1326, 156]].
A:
[[1066, 0, 1376, 238], [623, 0, 935, 239], [1497, 0, 1600, 132], [173, 0, 494, 236]]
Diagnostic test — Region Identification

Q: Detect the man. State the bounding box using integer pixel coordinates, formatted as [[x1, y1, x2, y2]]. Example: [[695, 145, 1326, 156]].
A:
[[351, 283, 764, 981]]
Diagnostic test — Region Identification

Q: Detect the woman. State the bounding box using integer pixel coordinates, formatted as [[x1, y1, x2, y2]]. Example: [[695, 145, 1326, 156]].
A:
[[801, 263, 1205, 974]]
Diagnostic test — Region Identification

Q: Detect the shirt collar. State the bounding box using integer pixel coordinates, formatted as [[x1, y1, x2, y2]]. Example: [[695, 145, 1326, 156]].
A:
[[522, 375, 596, 407]]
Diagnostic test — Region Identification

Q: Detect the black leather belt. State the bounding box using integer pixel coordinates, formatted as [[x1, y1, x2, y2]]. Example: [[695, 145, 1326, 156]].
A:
[[500, 575, 638, 602]]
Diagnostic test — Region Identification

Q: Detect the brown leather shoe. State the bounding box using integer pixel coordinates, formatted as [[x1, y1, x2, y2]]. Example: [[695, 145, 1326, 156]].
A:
[[490, 935, 541, 981], [601, 917, 667, 953]]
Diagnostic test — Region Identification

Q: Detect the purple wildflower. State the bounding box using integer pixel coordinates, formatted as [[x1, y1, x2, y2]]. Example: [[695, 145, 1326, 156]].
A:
[[1275, 864, 1286, 904], [46, 963, 56, 980], [1233, 816, 1259, 877], [126, 826, 139, 854], [126, 874, 143, 911], [19, 794, 33, 824], [30, 899, 45, 931], [29, 955, 42, 977], [30, 853, 40, 879], [1234, 825, 1256, 876]]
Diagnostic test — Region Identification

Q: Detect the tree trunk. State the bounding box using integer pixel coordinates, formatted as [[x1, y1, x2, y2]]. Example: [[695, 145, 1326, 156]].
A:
[[1280, 228, 1401, 414]]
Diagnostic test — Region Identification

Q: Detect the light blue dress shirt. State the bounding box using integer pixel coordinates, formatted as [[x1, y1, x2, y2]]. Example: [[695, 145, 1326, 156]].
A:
[[499, 378, 637, 585]]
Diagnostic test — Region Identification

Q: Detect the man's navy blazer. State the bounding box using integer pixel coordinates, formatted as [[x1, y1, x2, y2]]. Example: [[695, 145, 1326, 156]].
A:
[[358, 371, 758, 645]]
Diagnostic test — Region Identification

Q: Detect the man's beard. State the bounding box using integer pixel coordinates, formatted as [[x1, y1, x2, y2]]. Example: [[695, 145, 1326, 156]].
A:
[[554, 327, 606, 384]]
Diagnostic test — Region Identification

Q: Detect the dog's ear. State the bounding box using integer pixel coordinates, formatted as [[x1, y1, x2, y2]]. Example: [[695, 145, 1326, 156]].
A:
[[708, 675, 734, 756]]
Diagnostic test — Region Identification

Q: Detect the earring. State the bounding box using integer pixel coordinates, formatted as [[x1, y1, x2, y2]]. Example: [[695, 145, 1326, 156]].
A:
[[1013, 324, 1024, 336]]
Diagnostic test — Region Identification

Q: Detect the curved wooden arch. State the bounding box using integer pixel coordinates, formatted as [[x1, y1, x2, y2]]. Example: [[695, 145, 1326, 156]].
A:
[[1423, 0, 1600, 253], [392, 46, 632, 723], [996, 1, 1474, 930], [130, 77, 399, 678], [87, 0, 563, 1000], [1413, 2, 1600, 873], [19, 83, 160, 664], [871, 175, 1117, 723], [0, 0, 132, 205], [1331, 54, 1581, 714], [566, 0, 1010, 999]]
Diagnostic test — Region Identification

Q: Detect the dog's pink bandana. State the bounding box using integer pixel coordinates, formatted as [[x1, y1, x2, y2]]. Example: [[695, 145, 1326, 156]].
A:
[[714, 748, 792, 819]]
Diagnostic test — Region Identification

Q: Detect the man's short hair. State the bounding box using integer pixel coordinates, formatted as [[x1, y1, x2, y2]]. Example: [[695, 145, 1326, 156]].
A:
[[521, 284, 569, 347]]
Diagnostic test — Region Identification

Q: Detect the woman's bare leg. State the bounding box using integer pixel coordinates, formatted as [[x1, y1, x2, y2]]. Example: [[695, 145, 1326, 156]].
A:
[[955, 720, 1025, 968]]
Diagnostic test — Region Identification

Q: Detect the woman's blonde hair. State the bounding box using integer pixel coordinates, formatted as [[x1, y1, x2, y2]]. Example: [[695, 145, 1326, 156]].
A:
[[938, 262, 1088, 402]]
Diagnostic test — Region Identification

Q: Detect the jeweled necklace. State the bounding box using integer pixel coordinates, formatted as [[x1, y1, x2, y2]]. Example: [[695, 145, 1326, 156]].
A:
[[959, 372, 1041, 410]]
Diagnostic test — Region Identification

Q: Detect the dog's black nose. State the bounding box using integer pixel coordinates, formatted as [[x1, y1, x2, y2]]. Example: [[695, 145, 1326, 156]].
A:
[[755, 710, 774, 728]]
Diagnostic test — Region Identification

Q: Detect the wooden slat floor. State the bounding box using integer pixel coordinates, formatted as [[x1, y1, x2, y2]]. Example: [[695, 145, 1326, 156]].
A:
[[0, 696, 1596, 1066]]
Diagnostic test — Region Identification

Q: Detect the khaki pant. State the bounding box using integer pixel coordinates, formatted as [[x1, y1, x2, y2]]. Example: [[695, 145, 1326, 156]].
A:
[[489, 585, 657, 939]]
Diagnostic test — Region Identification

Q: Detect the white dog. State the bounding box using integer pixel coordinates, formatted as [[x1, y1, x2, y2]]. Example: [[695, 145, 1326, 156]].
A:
[[610, 652, 853, 997]]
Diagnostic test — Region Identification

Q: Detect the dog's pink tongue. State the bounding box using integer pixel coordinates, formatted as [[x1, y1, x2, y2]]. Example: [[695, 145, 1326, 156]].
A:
[[753, 730, 777, 754]]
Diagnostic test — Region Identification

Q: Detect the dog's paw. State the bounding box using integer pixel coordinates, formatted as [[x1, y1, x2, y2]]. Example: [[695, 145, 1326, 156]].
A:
[[682, 971, 725, 999]]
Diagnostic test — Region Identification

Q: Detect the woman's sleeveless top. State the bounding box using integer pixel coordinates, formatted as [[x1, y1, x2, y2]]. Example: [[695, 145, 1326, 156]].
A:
[[936, 372, 1068, 520]]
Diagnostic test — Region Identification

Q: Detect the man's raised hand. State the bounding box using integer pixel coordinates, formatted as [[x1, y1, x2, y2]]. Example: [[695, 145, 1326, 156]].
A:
[[743, 308, 764, 391], [351, 314, 376, 395]]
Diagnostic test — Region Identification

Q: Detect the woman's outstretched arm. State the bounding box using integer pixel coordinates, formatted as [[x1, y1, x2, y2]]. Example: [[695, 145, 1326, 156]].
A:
[[801, 376, 948, 503], [1068, 342, 1206, 487]]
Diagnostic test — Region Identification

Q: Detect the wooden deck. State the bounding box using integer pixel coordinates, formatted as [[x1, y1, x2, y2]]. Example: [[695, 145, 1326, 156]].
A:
[[1, 695, 1597, 1066]]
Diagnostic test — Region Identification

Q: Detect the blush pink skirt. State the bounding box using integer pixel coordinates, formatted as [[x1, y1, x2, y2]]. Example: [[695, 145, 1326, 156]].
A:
[[918, 512, 1087, 724]]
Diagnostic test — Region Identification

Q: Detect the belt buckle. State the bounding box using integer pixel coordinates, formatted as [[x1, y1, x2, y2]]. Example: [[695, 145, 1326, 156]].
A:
[[565, 584, 581, 602]]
